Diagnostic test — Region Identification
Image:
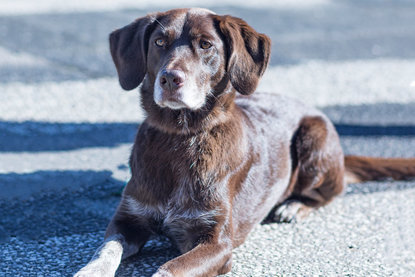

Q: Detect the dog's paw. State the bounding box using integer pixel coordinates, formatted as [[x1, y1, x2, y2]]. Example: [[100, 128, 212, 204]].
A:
[[273, 201, 311, 223], [74, 265, 112, 277]]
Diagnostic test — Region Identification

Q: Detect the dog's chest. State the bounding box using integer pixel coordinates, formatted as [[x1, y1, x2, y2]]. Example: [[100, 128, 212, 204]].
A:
[[124, 195, 218, 252]]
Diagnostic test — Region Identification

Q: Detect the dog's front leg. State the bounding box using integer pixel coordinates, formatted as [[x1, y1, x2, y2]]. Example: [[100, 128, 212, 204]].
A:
[[74, 218, 150, 277], [153, 239, 233, 277], [74, 233, 127, 277]]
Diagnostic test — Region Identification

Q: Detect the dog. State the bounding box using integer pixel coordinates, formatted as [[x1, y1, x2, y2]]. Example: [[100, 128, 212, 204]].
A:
[[75, 8, 415, 277]]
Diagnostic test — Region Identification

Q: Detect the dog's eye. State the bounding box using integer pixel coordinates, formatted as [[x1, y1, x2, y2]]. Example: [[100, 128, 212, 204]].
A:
[[155, 38, 166, 47], [200, 41, 212, 49]]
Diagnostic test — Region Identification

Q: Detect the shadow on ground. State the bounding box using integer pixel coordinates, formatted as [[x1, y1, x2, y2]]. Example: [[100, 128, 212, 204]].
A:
[[1, 102, 415, 153], [0, 171, 124, 242], [0, 121, 138, 152], [335, 124, 415, 136]]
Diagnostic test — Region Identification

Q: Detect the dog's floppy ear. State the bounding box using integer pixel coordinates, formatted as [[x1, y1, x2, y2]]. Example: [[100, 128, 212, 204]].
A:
[[109, 15, 156, 90], [214, 15, 271, 95]]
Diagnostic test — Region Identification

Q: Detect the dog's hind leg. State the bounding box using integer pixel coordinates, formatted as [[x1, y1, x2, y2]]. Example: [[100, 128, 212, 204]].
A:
[[273, 116, 345, 223]]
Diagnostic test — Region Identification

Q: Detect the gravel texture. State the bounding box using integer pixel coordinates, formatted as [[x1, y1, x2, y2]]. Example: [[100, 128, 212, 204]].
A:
[[1, 1, 415, 276]]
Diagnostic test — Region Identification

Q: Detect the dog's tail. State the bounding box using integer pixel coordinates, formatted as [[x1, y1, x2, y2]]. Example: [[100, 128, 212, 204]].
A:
[[344, 155, 415, 184]]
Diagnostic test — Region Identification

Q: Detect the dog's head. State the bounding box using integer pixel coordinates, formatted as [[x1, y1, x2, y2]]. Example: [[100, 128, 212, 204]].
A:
[[110, 8, 271, 106], [110, 8, 270, 129]]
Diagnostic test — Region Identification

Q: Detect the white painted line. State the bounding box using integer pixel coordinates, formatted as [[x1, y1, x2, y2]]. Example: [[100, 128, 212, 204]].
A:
[[0, 78, 144, 123], [0, 144, 131, 179], [0, 47, 50, 67], [1, 59, 414, 123], [258, 59, 415, 107]]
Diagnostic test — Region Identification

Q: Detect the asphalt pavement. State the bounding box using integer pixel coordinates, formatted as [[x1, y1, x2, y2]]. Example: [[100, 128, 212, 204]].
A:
[[1, 1, 415, 276]]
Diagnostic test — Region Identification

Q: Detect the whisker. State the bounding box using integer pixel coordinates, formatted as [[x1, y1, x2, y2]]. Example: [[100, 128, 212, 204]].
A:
[[208, 90, 224, 110], [155, 19, 166, 31]]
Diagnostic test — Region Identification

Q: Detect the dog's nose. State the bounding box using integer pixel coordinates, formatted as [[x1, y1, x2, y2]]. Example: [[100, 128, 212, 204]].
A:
[[159, 69, 185, 91]]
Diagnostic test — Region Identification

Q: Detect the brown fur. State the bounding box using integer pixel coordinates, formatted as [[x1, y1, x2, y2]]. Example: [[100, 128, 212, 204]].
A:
[[77, 8, 415, 277], [345, 156, 415, 183]]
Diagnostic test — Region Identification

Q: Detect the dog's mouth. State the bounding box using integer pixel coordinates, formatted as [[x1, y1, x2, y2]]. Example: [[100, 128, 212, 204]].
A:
[[154, 88, 206, 111], [156, 96, 190, 110]]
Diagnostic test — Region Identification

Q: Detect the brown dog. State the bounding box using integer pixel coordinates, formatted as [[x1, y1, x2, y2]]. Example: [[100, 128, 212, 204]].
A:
[[75, 8, 415, 277]]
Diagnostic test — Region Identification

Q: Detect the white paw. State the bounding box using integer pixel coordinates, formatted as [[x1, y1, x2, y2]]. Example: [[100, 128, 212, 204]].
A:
[[273, 201, 310, 223], [74, 265, 114, 277]]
